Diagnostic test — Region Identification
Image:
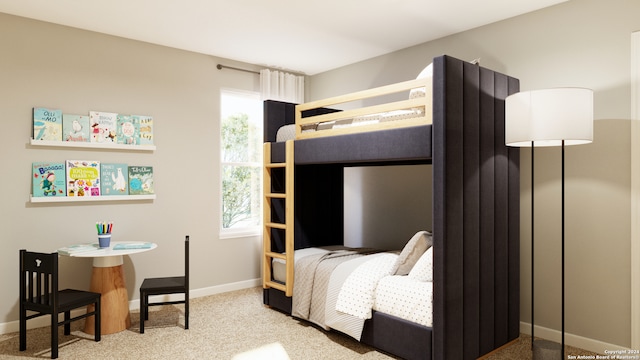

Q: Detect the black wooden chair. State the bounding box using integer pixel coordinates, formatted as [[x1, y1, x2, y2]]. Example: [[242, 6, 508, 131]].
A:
[[139, 235, 189, 333], [19, 249, 101, 359]]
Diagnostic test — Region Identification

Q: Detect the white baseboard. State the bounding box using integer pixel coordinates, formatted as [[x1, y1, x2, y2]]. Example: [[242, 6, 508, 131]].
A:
[[0, 278, 261, 335], [520, 322, 631, 355]]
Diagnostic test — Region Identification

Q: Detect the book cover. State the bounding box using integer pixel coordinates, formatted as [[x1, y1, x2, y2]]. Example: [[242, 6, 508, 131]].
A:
[[66, 160, 101, 197], [134, 115, 153, 145], [33, 107, 62, 141], [116, 114, 139, 145], [128, 166, 154, 195], [32, 161, 66, 197], [113, 242, 153, 250], [101, 163, 129, 196], [62, 114, 91, 142], [58, 243, 100, 256], [89, 111, 118, 143]]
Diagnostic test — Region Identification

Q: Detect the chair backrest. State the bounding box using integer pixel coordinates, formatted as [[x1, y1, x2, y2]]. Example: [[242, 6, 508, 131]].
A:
[[184, 236, 189, 293], [19, 250, 58, 311]]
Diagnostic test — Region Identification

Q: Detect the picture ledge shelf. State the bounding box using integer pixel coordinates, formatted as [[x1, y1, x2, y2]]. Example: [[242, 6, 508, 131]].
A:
[[29, 139, 156, 151], [30, 194, 156, 203]]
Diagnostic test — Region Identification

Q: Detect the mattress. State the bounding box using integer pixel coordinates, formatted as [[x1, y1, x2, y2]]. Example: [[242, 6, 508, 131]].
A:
[[275, 81, 431, 143], [272, 247, 433, 338], [272, 247, 331, 283]]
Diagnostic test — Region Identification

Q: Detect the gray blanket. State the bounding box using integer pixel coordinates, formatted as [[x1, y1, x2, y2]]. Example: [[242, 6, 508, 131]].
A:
[[291, 248, 378, 329]]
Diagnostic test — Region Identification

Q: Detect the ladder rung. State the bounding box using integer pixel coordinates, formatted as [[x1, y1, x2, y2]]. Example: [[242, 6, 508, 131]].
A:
[[265, 251, 286, 260], [264, 281, 286, 292], [266, 163, 286, 168], [265, 222, 287, 229], [265, 193, 286, 199]]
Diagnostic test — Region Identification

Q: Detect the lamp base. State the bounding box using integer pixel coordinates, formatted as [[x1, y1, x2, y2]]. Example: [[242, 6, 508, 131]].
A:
[[533, 339, 562, 360]]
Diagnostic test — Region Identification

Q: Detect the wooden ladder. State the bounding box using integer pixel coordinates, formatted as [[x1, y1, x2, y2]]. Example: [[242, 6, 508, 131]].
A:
[[263, 140, 294, 296]]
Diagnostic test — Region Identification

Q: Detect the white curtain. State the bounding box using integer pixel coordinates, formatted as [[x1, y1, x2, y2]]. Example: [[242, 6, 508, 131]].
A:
[[260, 69, 304, 103]]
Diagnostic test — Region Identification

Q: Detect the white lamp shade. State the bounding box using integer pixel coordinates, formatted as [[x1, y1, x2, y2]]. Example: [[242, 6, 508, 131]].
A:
[[505, 88, 594, 147]]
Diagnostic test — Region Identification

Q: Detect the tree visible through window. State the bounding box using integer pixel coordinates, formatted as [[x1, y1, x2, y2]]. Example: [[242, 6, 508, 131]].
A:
[[220, 90, 262, 234]]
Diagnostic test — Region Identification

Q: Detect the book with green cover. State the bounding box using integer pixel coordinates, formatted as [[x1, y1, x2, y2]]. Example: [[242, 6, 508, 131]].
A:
[[128, 165, 153, 195]]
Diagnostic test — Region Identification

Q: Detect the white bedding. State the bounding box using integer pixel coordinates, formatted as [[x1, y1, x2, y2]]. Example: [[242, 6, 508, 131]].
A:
[[275, 108, 426, 142], [373, 275, 433, 327], [277, 247, 433, 341], [324, 253, 391, 340]]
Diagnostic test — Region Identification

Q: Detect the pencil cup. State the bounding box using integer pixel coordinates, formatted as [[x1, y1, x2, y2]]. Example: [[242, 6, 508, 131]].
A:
[[98, 234, 111, 248]]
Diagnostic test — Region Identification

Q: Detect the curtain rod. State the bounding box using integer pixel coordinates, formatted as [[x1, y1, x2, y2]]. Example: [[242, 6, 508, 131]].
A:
[[217, 63, 306, 76], [216, 64, 259, 75]]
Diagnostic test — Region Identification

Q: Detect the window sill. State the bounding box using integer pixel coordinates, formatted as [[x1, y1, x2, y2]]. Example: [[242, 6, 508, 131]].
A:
[[219, 229, 261, 240]]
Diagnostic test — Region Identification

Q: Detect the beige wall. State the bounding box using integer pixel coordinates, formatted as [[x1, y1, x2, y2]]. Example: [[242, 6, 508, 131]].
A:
[[2, 0, 637, 351], [309, 0, 637, 350], [0, 13, 264, 327]]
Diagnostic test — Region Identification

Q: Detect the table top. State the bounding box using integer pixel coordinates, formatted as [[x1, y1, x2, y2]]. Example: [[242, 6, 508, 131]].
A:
[[58, 241, 157, 257]]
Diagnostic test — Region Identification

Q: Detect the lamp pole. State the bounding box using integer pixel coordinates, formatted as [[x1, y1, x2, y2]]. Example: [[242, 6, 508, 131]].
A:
[[562, 140, 566, 360]]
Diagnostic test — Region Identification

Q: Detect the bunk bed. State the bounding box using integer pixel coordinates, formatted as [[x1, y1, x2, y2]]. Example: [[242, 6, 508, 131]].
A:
[[262, 55, 520, 360]]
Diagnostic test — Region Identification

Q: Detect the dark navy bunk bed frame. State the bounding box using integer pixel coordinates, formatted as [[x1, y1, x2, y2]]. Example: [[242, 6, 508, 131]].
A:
[[262, 55, 521, 360]]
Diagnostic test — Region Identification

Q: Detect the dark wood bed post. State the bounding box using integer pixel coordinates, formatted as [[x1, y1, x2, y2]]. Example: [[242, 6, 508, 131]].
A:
[[431, 55, 520, 359]]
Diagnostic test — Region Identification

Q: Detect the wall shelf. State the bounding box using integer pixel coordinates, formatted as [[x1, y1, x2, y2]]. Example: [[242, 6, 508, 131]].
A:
[[29, 139, 156, 151], [30, 194, 156, 203]]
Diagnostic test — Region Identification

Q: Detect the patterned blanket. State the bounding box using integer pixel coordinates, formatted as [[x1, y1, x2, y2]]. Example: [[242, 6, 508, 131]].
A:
[[291, 248, 378, 329]]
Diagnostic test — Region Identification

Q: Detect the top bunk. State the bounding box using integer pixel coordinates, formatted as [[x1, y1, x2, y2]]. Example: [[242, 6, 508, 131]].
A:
[[264, 65, 434, 166], [264, 54, 518, 167]]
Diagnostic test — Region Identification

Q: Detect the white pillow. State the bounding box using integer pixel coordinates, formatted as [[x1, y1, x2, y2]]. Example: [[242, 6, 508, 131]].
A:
[[409, 63, 433, 99], [390, 230, 433, 275], [408, 247, 433, 282]]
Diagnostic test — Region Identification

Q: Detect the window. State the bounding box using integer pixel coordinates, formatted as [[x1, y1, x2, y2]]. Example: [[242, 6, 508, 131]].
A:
[[220, 89, 263, 237]]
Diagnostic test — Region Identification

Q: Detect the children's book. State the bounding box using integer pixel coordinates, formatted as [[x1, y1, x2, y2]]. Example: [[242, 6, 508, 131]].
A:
[[113, 242, 153, 250], [32, 162, 66, 197], [116, 114, 139, 145], [33, 107, 62, 141], [128, 166, 154, 195], [101, 163, 129, 196], [58, 243, 100, 256], [62, 114, 91, 142], [133, 115, 153, 145], [66, 160, 101, 197], [89, 111, 118, 143]]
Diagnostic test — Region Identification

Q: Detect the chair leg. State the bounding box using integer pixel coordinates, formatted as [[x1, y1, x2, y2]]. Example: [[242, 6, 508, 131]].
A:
[[185, 298, 189, 330], [51, 314, 58, 359], [94, 298, 101, 342], [139, 290, 145, 334], [64, 311, 71, 335], [144, 295, 149, 320], [19, 306, 26, 352]]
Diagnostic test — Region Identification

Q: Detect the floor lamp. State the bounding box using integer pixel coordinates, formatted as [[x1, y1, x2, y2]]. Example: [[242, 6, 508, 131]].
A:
[[505, 88, 593, 360]]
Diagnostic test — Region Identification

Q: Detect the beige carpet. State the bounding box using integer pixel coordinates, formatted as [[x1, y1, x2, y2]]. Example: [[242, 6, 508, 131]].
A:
[[0, 287, 602, 359]]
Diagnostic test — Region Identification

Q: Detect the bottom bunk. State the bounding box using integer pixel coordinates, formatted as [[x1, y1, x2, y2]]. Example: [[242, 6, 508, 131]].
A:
[[263, 232, 433, 360]]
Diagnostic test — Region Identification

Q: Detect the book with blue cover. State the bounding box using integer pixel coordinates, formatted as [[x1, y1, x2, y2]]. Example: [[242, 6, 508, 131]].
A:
[[66, 160, 101, 197], [128, 165, 154, 195], [101, 163, 129, 196], [116, 114, 139, 145], [62, 114, 91, 142], [33, 107, 63, 141], [113, 242, 153, 250], [89, 111, 118, 143], [32, 161, 66, 197]]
